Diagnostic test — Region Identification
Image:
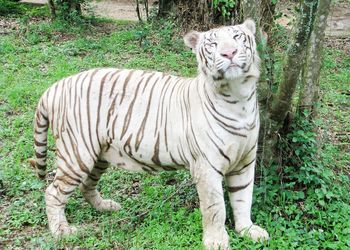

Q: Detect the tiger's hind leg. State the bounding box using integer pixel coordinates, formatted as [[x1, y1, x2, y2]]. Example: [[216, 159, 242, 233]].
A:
[[80, 160, 121, 211], [45, 156, 86, 236]]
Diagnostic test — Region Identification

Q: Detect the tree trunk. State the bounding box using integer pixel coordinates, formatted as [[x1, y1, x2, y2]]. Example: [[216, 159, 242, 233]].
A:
[[298, 0, 331, 118], [197, 0, 210, 26], [136, 0, 143, 22], [239, 1, 276, 165], [261, 0, 277, 36], [259, 0, 319, 165], [270, 0, 318, 124], [157, 0, 244, 29], [68, 0, 82, 15], [144, 0, 149, 20], [241, 0, 259, 23], [48, 0, 56, 18], [259, 0, 276, 89], [158, 0, 174, 17]]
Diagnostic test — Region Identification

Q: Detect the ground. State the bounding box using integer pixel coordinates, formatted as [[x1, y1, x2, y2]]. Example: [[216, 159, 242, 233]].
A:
[[0, 1, 350, 249], [20, 0, 154, 21]]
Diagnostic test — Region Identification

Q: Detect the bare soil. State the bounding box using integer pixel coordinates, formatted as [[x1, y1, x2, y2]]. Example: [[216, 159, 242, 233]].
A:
[[20, 0, 154, 21], [89, 0, 154, 21], [327, 2, 350, 37]]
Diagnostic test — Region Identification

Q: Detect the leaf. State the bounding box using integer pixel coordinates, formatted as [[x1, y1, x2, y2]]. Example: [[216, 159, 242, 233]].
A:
[[318, 200, 325, 207]]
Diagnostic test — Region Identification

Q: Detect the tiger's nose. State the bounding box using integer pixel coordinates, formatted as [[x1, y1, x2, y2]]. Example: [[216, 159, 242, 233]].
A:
[[220, 49, 237, 60]]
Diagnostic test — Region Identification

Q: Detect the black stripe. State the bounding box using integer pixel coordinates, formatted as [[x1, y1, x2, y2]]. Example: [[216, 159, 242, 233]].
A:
[[34, 138, 46, 147], [119, 70, 135, 105], [36, 151, 46, 159], [96, 71, 111, 151], [247, 89, 256, 101], [120, 77, 143, 140], [36, 162, 46, 170], [86, 69, 100, 159], [204, 84, 238, 122], [226, 158, 256, 176], [206, 132, 230, 163], [50, 84, 59, 131], [227, 180, 252, 193], [78, 100, 98, 160], [204, 103, 247, 137], [56, 149, 83, 179], [197, 83, 225, 145], [135, 74, 158, 151], [73, 72, 88, 134]]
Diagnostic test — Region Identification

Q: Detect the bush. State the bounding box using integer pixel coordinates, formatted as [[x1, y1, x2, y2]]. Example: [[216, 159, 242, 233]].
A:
[[49, 0, 92, 23], [0, 0, 25, 16]]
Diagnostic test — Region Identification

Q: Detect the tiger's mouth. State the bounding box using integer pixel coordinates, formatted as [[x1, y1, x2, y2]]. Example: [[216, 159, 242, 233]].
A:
[[229, 63, 239, 68], [229, 61, 248, 70]]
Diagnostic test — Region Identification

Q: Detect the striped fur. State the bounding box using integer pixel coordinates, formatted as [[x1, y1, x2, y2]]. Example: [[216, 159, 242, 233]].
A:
[[32, 20, 268, 249]]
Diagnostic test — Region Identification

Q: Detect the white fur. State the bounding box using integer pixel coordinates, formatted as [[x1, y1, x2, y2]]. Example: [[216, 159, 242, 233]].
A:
[[33, 20, 268, 249]]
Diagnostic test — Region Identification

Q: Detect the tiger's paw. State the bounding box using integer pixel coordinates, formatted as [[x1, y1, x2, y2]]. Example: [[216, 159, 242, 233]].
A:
[[51, 223, 78, 237], [238, 225, 269, 242], [95, 199, 121, 212], [203, 228, 230, 250]]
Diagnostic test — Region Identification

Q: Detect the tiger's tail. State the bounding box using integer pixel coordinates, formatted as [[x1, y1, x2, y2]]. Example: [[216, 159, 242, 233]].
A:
[[29, 96, 49, 179]]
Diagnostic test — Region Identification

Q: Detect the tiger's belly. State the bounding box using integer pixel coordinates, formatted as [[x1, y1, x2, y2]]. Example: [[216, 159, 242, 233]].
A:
[[101, 143, 185, 173]]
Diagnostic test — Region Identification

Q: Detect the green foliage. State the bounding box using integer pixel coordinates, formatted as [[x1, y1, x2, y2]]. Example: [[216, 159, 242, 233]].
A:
[[212, 0, 236, 21], [282, 114, 328, 186], [133, 18, 196, 76], [0, 0, 25, 16], [0, 0, 49, 17], [51, 0, 93, 23]]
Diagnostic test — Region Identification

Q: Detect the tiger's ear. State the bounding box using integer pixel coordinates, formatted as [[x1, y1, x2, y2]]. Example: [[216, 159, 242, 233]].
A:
[[184, 31, 201, 51], [243, 19, 256, 35]]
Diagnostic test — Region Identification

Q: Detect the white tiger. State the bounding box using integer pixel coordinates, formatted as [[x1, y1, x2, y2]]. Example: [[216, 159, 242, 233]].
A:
[[30, 19, 269, 249]]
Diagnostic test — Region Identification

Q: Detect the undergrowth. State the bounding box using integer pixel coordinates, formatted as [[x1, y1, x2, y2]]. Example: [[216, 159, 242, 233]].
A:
[[0, 6, 349, 250]]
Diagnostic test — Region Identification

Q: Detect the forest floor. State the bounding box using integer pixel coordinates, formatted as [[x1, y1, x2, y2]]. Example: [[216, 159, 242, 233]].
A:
[[0, 1, 349, 249]]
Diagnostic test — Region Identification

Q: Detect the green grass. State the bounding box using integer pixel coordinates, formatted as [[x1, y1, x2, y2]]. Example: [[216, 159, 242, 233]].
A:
[[1, 10, 350, 249]]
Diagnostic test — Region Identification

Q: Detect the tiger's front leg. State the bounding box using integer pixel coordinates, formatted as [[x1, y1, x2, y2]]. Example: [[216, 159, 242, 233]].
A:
[[192, 162, 229, 250], [225, 160, 269, 242]]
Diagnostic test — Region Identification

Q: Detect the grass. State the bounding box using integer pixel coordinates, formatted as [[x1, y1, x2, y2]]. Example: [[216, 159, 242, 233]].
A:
[[1, 7, 350, 250]]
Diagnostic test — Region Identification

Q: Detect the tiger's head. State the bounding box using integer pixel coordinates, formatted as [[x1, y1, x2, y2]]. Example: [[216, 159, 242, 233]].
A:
[[184, 20, 259, 82]]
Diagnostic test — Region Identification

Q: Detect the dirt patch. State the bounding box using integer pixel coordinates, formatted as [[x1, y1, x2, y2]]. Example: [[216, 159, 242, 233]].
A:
[[0, 18, 20, 35], [276, 1, 350, 37], [90, 0, 154, 21], [20, 0, 154, 21], [327, 2, 350, 37], [325, 36, 350, 54]]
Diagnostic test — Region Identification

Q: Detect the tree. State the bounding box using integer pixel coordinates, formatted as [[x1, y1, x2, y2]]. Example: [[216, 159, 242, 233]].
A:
[[135, 0, 150, 22], [47, 0, 84, 20], [270, 0, 318, 124], [241, 0, 321, 164], [158, 0, 174, 17], [157, 0, 240, 29], [298, 0, 331, 119], [257, 0, 319, 164]]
